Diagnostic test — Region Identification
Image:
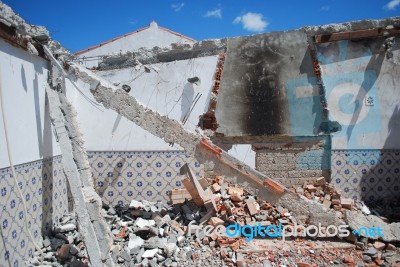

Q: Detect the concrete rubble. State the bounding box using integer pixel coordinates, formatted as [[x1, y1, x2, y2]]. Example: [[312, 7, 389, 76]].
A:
[[1, 2, 399, 266], [28, 169, 400, 266]]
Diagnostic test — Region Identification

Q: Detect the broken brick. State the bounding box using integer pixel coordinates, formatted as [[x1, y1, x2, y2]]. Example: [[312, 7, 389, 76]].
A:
[[208, 217, 224, 227], [341, 198, 354, 210], [182, 178, 204, 206], [342, 254, 354, 264], [170, 188, 192, 204], [211, 183, 221, 193], [375, 258, 384, 266], [245, 197, 259, 216], [306, 185, 316, 192], [373, 241, 386, 251], [170, 220, 185, 235], [315, 176, 326, 186], [228, 186, 244, 196], [230, 193, 242, 202]]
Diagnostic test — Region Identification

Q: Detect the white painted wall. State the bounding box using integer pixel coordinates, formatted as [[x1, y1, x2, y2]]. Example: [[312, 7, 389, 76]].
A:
[[66, 56, 218, 151], [228, 144, 256, 168], [0, 39, 61, 168], [76, 22, 195, 68]]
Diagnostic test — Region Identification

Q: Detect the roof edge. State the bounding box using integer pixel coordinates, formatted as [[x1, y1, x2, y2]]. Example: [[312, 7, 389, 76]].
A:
[[75, 22, 196, 56]]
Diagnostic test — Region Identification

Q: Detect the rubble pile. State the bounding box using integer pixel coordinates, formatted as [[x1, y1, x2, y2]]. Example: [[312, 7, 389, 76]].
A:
[[28, 215, 90, 267], [28, 167, 399, 267]]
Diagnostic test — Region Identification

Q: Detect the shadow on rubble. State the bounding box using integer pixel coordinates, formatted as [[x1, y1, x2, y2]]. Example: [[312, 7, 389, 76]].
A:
[[359, 105, 400, 222]]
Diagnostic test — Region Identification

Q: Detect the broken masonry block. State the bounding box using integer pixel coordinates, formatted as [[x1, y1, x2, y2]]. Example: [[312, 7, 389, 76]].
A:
[[227, 186, 244, 196], [199, 210, 215, 224], [181, 178, 204, 207], [245, 197, 259, 216], [373, 241, 386, 251], [306, 184, 317, 192], [341, 198, 354, 210], [170, 188, 192, 205], [181, 163, 214, 207], [208, 217, 224, 227], [315, 176, 326, 186], [211, 183, 221, 193]]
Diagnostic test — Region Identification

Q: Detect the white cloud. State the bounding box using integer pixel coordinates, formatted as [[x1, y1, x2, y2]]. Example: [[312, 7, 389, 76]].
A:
[[233, 12, 268, 32], [204, 8, 222, 19], [171, 2, 184, 12], [384, 0, 400, 10], [320, 5, 330, 11]]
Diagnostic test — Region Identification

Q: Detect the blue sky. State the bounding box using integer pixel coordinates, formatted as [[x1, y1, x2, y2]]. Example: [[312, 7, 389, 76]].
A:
[[3, 0, 400, 53]]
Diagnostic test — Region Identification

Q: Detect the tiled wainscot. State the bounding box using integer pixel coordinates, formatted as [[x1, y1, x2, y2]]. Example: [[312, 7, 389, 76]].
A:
[[0, 156, 69, 267]]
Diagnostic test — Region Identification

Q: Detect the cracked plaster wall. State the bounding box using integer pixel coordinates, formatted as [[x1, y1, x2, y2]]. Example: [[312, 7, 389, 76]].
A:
[[66, 56, 218, 151]]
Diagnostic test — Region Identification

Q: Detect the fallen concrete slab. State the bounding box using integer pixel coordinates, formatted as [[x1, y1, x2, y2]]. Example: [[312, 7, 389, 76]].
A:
[[45, 85, 110, 266], [45, 65, 115, 266], [345, 210, 400, 242]]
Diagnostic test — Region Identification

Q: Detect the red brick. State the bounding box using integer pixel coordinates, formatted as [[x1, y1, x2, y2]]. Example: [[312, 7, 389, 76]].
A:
[[211, 183, 221, 193], [230, 193, 242, 202], [228, 187, 244, 196], [343, 254, 354, 264], [245, 198, 259, 215], [208, 217, 224, 227], [170, 188, 192, 204], [341, 198, 354, 210]]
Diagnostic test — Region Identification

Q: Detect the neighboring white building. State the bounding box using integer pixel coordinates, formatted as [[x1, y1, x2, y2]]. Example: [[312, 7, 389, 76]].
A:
[[75, 21, 196, 68]]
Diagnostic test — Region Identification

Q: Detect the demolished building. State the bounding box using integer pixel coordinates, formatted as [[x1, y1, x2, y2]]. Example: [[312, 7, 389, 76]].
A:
[[0, 2, 400, 266]]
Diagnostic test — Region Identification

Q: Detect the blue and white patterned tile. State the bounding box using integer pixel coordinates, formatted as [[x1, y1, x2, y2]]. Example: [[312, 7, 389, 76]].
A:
[[87, 151, 203, 206], [331, 150, 400, 202], [0, 156, 69, 267]]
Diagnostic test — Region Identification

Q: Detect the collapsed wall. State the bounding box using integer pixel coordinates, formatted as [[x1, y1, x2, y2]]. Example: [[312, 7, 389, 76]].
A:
[[0, 16, 70, 267], [1, 1, 400, 265], [0, 3, 115, 266], [208, 17, 400, 201]]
